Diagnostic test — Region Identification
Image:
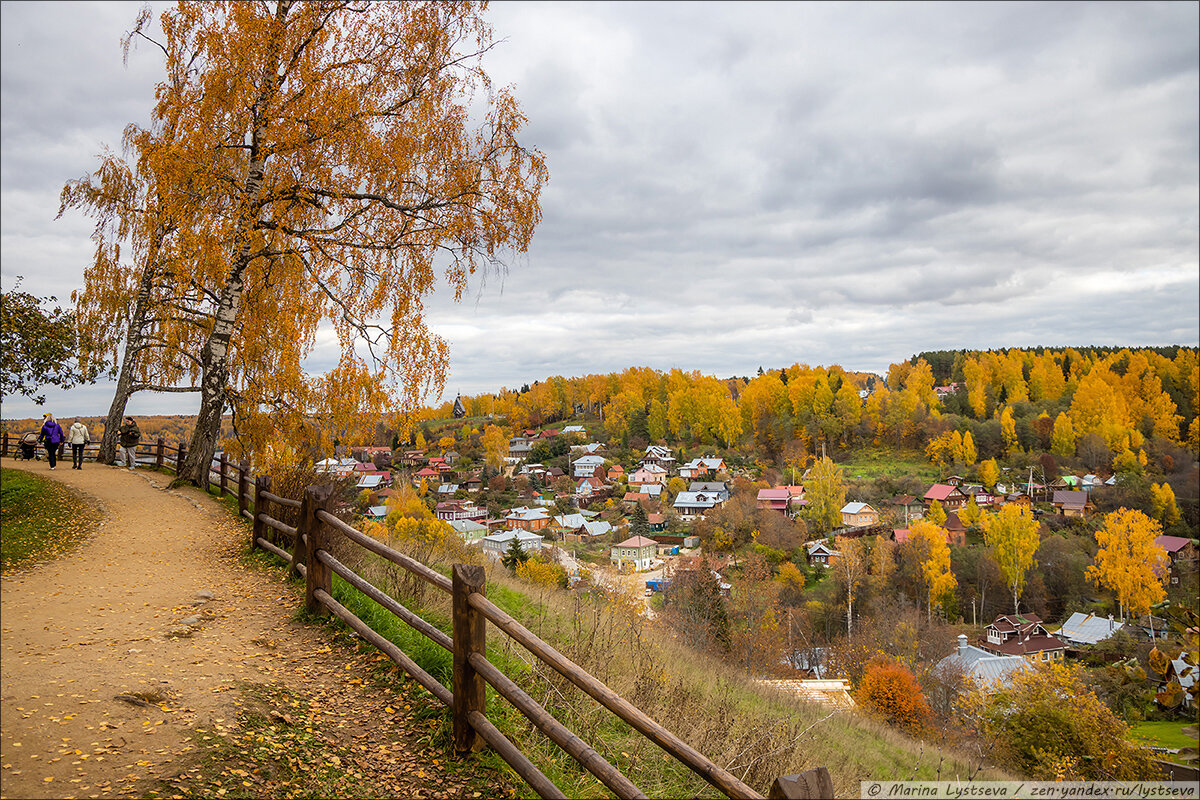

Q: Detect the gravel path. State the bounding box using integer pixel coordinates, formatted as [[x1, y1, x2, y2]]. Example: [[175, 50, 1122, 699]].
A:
[[0, 459, 496, 799]]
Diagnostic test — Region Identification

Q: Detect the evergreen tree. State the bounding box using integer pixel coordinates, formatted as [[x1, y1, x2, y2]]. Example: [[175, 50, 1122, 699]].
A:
[[502, 538, 530, 570]]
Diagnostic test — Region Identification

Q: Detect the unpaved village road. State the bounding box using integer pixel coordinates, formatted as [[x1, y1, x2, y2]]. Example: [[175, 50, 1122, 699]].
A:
[[0, 458, 479, 800]]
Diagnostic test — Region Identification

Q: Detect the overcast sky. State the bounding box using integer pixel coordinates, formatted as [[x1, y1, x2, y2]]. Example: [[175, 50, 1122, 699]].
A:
[[2, 1, 1197, 420]]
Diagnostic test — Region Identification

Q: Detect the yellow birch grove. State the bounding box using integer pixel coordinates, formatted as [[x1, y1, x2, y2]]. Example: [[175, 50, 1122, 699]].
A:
[[978, 458, 999, 492], [1050, 412, 1076, 459], [908, 520, 956, 621], [1086, 509, 1169, 621], [110, 1, 546, 483], [981, 503, 1040, 614], [806, 456, 846, 531], [1149, 482, 1182, 527]]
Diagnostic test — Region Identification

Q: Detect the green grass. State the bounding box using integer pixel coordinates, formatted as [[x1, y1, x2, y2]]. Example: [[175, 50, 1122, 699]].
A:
[[838, 447, 940, 481], [0, 467, 100, 571], [1130, 720, 1198, 751]]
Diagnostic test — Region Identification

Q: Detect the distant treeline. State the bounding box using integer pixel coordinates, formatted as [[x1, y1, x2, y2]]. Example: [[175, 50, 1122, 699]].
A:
[[912, 346, 1189, 385]]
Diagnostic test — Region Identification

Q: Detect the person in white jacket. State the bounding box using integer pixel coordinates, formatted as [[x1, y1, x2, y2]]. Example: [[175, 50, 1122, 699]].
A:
[[67, 418, 90, 470]]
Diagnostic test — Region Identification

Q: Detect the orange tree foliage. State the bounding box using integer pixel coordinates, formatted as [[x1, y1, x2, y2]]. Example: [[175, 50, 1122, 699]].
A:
[[119, 1, 546, 483], [1086, 508, 1169, 621], [959, 661, 1157, 780], [855, 657, 932, 737]]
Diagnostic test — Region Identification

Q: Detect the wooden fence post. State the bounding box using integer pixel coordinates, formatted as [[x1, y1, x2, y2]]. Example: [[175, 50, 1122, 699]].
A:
[[176, 443, 187, 475], [156, 438, 165, 469], [219, 452, 229, 497], [238, 461, 250, 520], [2, 434, 8, 458], [769, 767, 834, 799], [452, 563, 487, 756], [303, 484, 335, 616], [252, 475, 270, 552]]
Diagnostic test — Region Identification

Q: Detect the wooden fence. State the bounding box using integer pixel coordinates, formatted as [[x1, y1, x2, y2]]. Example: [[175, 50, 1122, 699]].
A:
[[1, 434, 246, 496], [2, 432, 830, 799]]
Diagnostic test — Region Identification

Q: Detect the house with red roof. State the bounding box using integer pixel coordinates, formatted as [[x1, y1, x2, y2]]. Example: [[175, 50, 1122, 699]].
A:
[[1155, 535, 1198, 586], [980, 613, 1067, 664], [924, 483, 967, 511], [611, 535, 658, 572]]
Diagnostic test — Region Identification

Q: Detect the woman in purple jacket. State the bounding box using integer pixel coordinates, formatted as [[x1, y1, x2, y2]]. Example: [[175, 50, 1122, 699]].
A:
[[37, 412, 66, 470]]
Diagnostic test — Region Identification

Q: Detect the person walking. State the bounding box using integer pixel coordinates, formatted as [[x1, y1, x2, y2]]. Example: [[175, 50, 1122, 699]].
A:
[[37, 413, 66, 470], [118, 416, 141, 471], [68, 417, 91, 469]]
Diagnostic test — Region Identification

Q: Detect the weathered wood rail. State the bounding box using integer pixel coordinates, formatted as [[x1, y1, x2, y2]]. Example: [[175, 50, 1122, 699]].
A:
[[1, 432, 831, 799]]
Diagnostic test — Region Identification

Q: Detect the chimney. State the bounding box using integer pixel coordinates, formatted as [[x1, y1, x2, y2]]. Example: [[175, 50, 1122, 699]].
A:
[[957, 634, 968, 656]]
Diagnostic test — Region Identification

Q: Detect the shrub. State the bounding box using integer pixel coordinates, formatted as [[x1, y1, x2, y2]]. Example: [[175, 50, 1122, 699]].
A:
[[856, 657, 933, 737]]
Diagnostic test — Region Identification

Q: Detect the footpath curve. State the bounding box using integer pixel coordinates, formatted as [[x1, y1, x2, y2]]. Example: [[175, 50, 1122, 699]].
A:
[[0, 458, 497, 799]]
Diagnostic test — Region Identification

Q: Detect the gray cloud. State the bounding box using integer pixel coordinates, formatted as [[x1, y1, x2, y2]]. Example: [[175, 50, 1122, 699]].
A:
[[2, 1, 1196, 420]]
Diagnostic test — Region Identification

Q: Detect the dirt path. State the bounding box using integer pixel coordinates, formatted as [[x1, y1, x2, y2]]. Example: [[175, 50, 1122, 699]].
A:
[[1, 459, 502, 800]]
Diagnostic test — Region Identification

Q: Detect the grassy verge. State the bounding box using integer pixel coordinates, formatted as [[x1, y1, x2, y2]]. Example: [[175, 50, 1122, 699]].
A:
[[0, 467, 100, 571], [1130, 720, 1198, 764], [208, 494, 1012, 797]]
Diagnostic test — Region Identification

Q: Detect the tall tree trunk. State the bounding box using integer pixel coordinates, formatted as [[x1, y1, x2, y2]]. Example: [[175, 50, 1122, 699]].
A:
[[98, 261, 161, 463], [175, 0, 290, 487]]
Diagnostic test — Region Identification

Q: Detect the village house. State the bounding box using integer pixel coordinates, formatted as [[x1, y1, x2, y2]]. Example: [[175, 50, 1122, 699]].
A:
[[607, 464, 625, 482], [1051, 490, 1093, 518], [413, 466, 441, 486], [937, 634, 1029, 691], [980, 613, 1068, 663], [505, 506, 551, 531], [507, 437, 533, 462], [1057, 612, 1124, 647], [611, 535, 658, 572], [941, 512, 967, 546], [888, 494, 925, 522], [839, 502, 879, 528], [572, 454, 606, 478], [924, 483, 967, 512], [448, 518, 489, 544], [641, 445, 677, 472], [688, 482, 730, 501], [673, 490, 724, 521], [678, 456, 726, 479], [805, 540, 839, 567], [629, 463, 668, 486], [1154, 535, 1197, 586], [636, 483, 664, 499], [482, 529, 545, 560], [757, 488, 792, 513], [435, 500, 487, 523]]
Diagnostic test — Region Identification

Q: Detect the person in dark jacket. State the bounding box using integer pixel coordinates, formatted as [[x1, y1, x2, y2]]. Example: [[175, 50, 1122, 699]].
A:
[[118, 416, 141, 471], [37, 413, 66, 470]]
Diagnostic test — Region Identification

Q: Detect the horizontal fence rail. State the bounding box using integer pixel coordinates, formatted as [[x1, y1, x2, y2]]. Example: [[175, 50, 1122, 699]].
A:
[[266, 484, 769, 799], [2, 433, 821, 798]]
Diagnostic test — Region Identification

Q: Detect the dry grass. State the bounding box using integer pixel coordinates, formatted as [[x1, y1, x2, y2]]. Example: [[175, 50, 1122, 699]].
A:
[[254, 485, 1013, 798]]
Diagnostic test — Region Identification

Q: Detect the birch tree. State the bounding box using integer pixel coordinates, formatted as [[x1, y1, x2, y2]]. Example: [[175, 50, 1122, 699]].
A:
[[981, 503, 1041, 614], [1086, 509, 1169, 621], [121, 1, 546, 485]]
